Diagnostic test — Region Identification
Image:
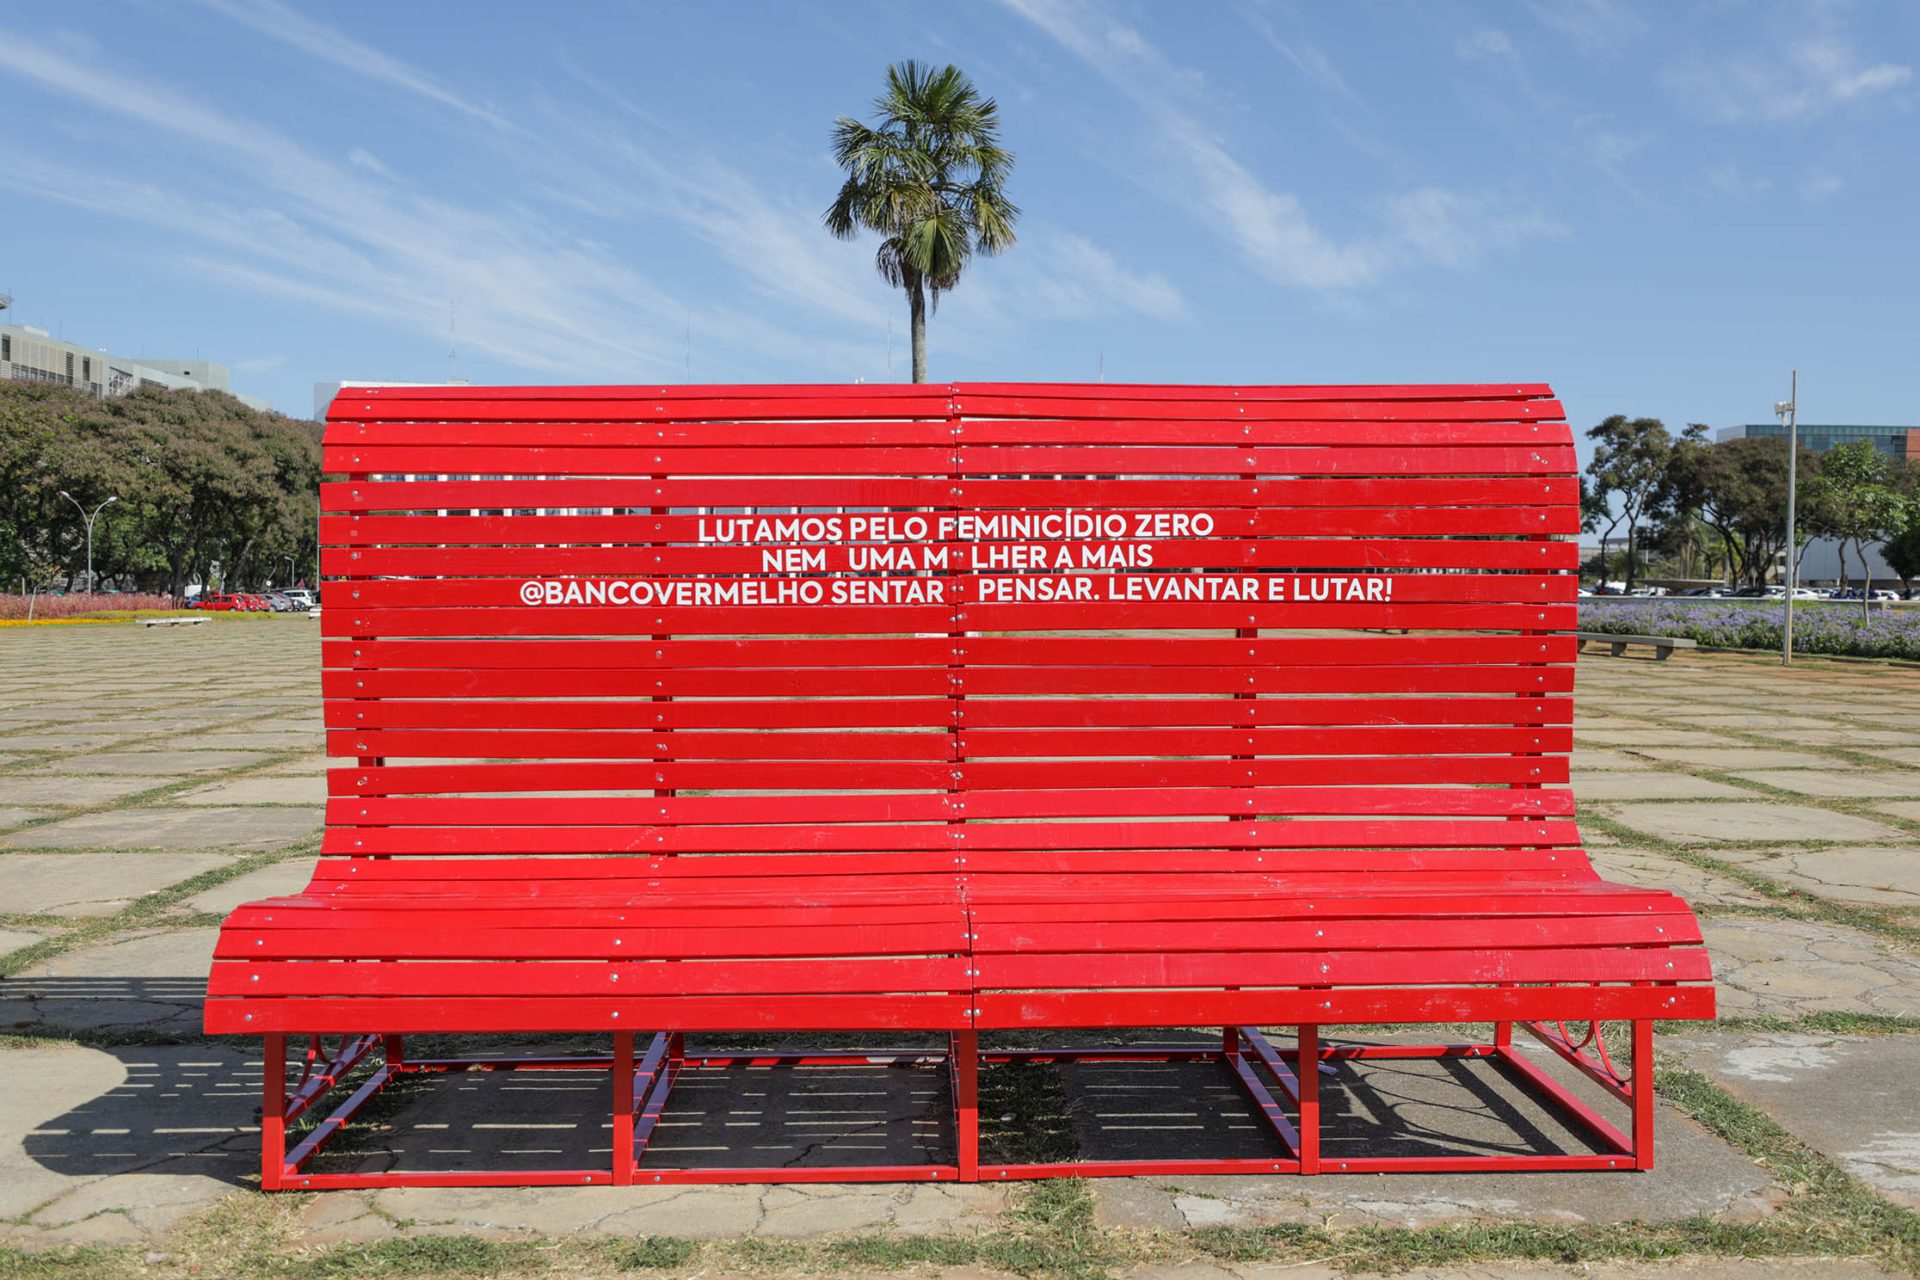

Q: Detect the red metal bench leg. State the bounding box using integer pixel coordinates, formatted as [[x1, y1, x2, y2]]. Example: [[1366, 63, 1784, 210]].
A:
[[1632, 1019, 1655, 1170], [612, 1032, 635, 1186], [383, 1034, 405, 1070], [1297, 1025, 1320, 1175], [951, 1029, 979, 1181], [261, 1034, 287, 1191]]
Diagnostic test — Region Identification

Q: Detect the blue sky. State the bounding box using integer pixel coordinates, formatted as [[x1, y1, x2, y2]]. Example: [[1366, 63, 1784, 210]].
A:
[[1, 0, 1914, 459]]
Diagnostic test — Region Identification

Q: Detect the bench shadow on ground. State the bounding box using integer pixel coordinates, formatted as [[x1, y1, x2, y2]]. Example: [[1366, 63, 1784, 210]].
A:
[[19, 1027, 1607, 1184], [19, 1040, 266, 1188]]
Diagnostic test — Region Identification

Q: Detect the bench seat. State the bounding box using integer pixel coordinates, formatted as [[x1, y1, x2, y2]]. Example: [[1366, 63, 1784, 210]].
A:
[[208, 380, 1714, 1187], [207, 851, 1711, 1034]]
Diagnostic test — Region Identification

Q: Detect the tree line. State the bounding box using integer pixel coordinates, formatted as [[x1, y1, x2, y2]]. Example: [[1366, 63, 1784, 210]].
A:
[[1583, 414, 1920, 593], [0, 382, 321, 598]]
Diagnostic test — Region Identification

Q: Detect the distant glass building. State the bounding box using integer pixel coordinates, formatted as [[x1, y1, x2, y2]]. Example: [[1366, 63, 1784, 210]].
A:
[[1734, 422, 1916, 461]]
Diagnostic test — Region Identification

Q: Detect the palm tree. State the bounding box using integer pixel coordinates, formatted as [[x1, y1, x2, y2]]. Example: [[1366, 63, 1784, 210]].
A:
[[825, 61, 1018, 383]]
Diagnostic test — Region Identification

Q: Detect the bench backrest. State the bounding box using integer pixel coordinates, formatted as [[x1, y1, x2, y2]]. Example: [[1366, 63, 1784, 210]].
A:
[[320, 383, 1580, 883]]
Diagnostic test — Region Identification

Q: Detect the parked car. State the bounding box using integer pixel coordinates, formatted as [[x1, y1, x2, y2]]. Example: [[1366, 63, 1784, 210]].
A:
[[281, 589, 315, 609], [191, 592, 243, 611], [263, 591, 295, 612]]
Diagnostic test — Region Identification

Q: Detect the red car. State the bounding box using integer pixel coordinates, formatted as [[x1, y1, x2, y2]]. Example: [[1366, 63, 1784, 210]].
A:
[[191, 592, 245, 611]]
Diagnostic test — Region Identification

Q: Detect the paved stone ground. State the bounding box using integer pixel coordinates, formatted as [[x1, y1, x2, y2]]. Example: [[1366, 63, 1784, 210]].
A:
[[1, 620, 1917, 1277]]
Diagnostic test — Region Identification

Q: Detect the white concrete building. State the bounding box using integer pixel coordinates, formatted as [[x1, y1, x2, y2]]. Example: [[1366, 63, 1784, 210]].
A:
[[0, 321, 271, 411]]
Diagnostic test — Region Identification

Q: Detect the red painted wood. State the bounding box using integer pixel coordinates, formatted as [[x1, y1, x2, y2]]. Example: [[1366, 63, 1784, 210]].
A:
[[211, 380, 1713, 1189]]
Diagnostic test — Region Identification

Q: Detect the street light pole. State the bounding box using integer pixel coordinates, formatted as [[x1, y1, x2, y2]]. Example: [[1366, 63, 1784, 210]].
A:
[[1776, 373, 1798, 667], [281, 554, 296, 586], [57, 491, 119, 595]]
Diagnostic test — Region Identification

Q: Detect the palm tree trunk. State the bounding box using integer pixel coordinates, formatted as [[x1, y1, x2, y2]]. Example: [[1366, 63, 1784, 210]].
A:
[[907, 275, 928, 384]]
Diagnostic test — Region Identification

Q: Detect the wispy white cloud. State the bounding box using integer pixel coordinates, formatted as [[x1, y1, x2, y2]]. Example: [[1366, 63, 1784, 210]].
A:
[[1706, 162, 1773, 196], [1571, 113, 1648, 168], [1244, 10, 1357, 101], [194, 0, 516, 131], [0, 31, 707, 377], [992, 229, 1188, 322], [1526, 0, 1644, 53], [346, 147, 388, 175], [1456, 29, 1516, 60], [1801, 169, 1844, 201], [999, 0, 1561, 291], [1667, 29, 1912, 124]]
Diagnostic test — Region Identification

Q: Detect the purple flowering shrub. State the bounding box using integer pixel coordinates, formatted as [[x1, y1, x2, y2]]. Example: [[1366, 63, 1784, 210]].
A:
[[1580, 599, 1920, 660]]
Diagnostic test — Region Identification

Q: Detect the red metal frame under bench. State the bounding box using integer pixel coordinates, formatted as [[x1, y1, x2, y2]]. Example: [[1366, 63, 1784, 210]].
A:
[[210, 381, 1714, 1188]]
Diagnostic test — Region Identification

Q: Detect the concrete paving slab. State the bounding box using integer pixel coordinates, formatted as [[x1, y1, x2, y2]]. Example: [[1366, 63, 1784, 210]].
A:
[[18, 749, 273, 777], [1569, 748, 1657, 772], [1776, 728, 1919, 747], [357, 1181, 1012, 1241], [0, 1042, 256, 1245], [1567, 773, 1752, 801], [1875, 801, 1920, 824], [1703, 917, 1920, 1018], [1606, 802, 1909, 846], [1671, 1031, 1920, 1208], [1635, 748, 1845, 770], [0, 852, 232, 916], [171, 773, 328, 807], [4, 805, 322, 850], [1114, 1264, 1900, 1280], [186, 730, 321, 750], [180, 857, 318, 915], [1588, 848, 1770, 907], [0, 730, 149, 751], [1086, 1049, 1770, 1230], [1717, 847, 1920, 909], [1731, 770, 1920, 798], [1575, 729, 1730, 747], [0, 806, 53, 828], [0, 774, 175, 807], [1868, 748, 1920, 768], [0, 928, 52, 957], [0, 928, 215, 1035]]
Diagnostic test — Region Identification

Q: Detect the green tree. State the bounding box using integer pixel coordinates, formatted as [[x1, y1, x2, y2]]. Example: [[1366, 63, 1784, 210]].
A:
[[825, 61, 1018, 383], [1804, 441, 1903, 612], [0, 383, 320, 599], [1884, 501, 1920, 596], [1585, 415, 1674, 592]]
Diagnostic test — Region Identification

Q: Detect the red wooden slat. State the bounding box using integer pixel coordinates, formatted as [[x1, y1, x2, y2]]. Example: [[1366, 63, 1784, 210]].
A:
[[322, 475, 1573, 512], [323, 442, 1574, 477], [321, 818, 1581, 856], [320, 632, 1571, 669], [325, 695, 1571, 733], [334, 573, 1575, 610], [326, 537, 1583, 578], [210, 957, 966, 998], [323, 602, 1574, 639], [322, 505, 1582, 543], [332, 417, 1564, 448], [332, 753, 1568, 797]]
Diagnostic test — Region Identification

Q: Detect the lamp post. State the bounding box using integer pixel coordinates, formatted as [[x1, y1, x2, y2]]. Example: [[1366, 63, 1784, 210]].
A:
[[280, 554, 296, 588], [1776, 373, 1798, 667], [57, 491, 119, 595]]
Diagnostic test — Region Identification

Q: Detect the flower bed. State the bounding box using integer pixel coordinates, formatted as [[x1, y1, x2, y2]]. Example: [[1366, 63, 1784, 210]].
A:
[[0, 592, 183, 621], [1580, 598, 1920, 661]]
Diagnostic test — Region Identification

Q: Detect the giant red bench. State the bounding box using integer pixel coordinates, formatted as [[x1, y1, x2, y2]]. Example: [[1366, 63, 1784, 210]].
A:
[[206, 381, 1714, 1188]]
